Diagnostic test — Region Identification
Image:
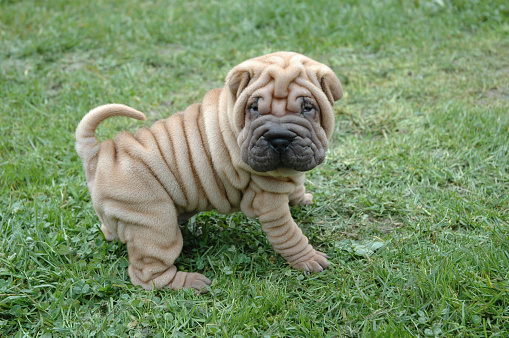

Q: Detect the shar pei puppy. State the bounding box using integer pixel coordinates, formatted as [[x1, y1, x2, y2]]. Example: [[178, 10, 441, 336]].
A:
[[75, 51, 343, 293]]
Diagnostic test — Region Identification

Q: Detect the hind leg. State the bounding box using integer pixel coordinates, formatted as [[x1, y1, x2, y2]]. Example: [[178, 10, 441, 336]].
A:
[[125, 224, 211, 293], [118, 206, 211, 293]]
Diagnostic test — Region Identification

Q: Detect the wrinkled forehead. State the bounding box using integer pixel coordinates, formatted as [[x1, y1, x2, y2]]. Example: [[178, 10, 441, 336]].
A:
[[251, 81, 314, 103], [245, 53, 322, 98]]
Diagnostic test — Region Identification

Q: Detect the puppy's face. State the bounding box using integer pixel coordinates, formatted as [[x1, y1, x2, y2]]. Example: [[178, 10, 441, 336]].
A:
[[239, 82, 326, 172], [227, 52, 343, 173]]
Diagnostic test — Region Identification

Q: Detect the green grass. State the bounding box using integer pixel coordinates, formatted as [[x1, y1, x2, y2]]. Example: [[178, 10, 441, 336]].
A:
[[1, 0, 509, 336]]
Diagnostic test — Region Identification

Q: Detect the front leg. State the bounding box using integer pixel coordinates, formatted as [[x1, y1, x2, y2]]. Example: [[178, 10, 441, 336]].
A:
[[243, 188, 330, 272], [289, 183, 313, 206]]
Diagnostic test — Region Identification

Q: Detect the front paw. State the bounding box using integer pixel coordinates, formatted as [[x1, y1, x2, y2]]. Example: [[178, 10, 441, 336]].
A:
[[290, 192, 314, 206], [291, 250, 330, 272], [300, 193, 313, 205], [101, 224, 118, 241]]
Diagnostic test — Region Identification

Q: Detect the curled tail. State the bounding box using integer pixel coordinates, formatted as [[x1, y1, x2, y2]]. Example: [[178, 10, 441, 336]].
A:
[[75, 104, 146, 189]]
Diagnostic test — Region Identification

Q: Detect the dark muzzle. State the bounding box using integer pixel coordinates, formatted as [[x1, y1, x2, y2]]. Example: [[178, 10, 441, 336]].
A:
[[263, 127, 296, 153]]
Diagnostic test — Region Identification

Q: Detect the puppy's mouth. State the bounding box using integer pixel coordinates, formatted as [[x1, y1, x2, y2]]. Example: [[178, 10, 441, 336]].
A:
[[241, 125, 325, 172]]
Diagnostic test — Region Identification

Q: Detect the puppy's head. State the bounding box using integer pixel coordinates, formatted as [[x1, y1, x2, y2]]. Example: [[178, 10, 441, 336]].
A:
[[225, 52, 342, 172]]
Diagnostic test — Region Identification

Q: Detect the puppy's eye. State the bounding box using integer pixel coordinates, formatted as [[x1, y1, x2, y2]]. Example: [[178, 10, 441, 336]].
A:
[[248, 99, 260, 117], [301, 98, 316, 116], [302, 104, 314, 113]]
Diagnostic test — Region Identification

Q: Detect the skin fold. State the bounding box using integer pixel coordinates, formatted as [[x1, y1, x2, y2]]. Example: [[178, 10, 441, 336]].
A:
[[75, 51, 342, 293]]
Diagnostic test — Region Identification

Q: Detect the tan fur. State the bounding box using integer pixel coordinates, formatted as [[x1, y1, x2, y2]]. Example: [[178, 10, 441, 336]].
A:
[[76, 52, 342, 293]]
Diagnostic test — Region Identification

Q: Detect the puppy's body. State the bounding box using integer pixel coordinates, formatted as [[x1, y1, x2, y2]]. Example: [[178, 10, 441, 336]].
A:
[[76, 52, 342, 292]]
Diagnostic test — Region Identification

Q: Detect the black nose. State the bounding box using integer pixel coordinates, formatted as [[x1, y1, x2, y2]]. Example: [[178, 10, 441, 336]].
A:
[[264, 128, 295, 152], [269, 137, 291, 151]]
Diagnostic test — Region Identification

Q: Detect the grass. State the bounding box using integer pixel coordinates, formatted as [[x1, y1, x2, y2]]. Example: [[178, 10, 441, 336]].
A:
[[1, 0, 508, 336]]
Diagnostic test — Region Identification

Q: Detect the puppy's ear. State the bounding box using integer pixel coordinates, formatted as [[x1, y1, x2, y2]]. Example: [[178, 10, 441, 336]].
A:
[[320, 72, 343, 105], [227, 70, 251, 98]]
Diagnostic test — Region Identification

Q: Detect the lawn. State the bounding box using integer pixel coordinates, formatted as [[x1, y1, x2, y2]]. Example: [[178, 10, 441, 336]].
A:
[[1, 0, 508, 336]]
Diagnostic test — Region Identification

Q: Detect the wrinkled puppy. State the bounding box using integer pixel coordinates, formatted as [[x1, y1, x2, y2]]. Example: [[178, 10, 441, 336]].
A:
[[76, 52, 343, 293]]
